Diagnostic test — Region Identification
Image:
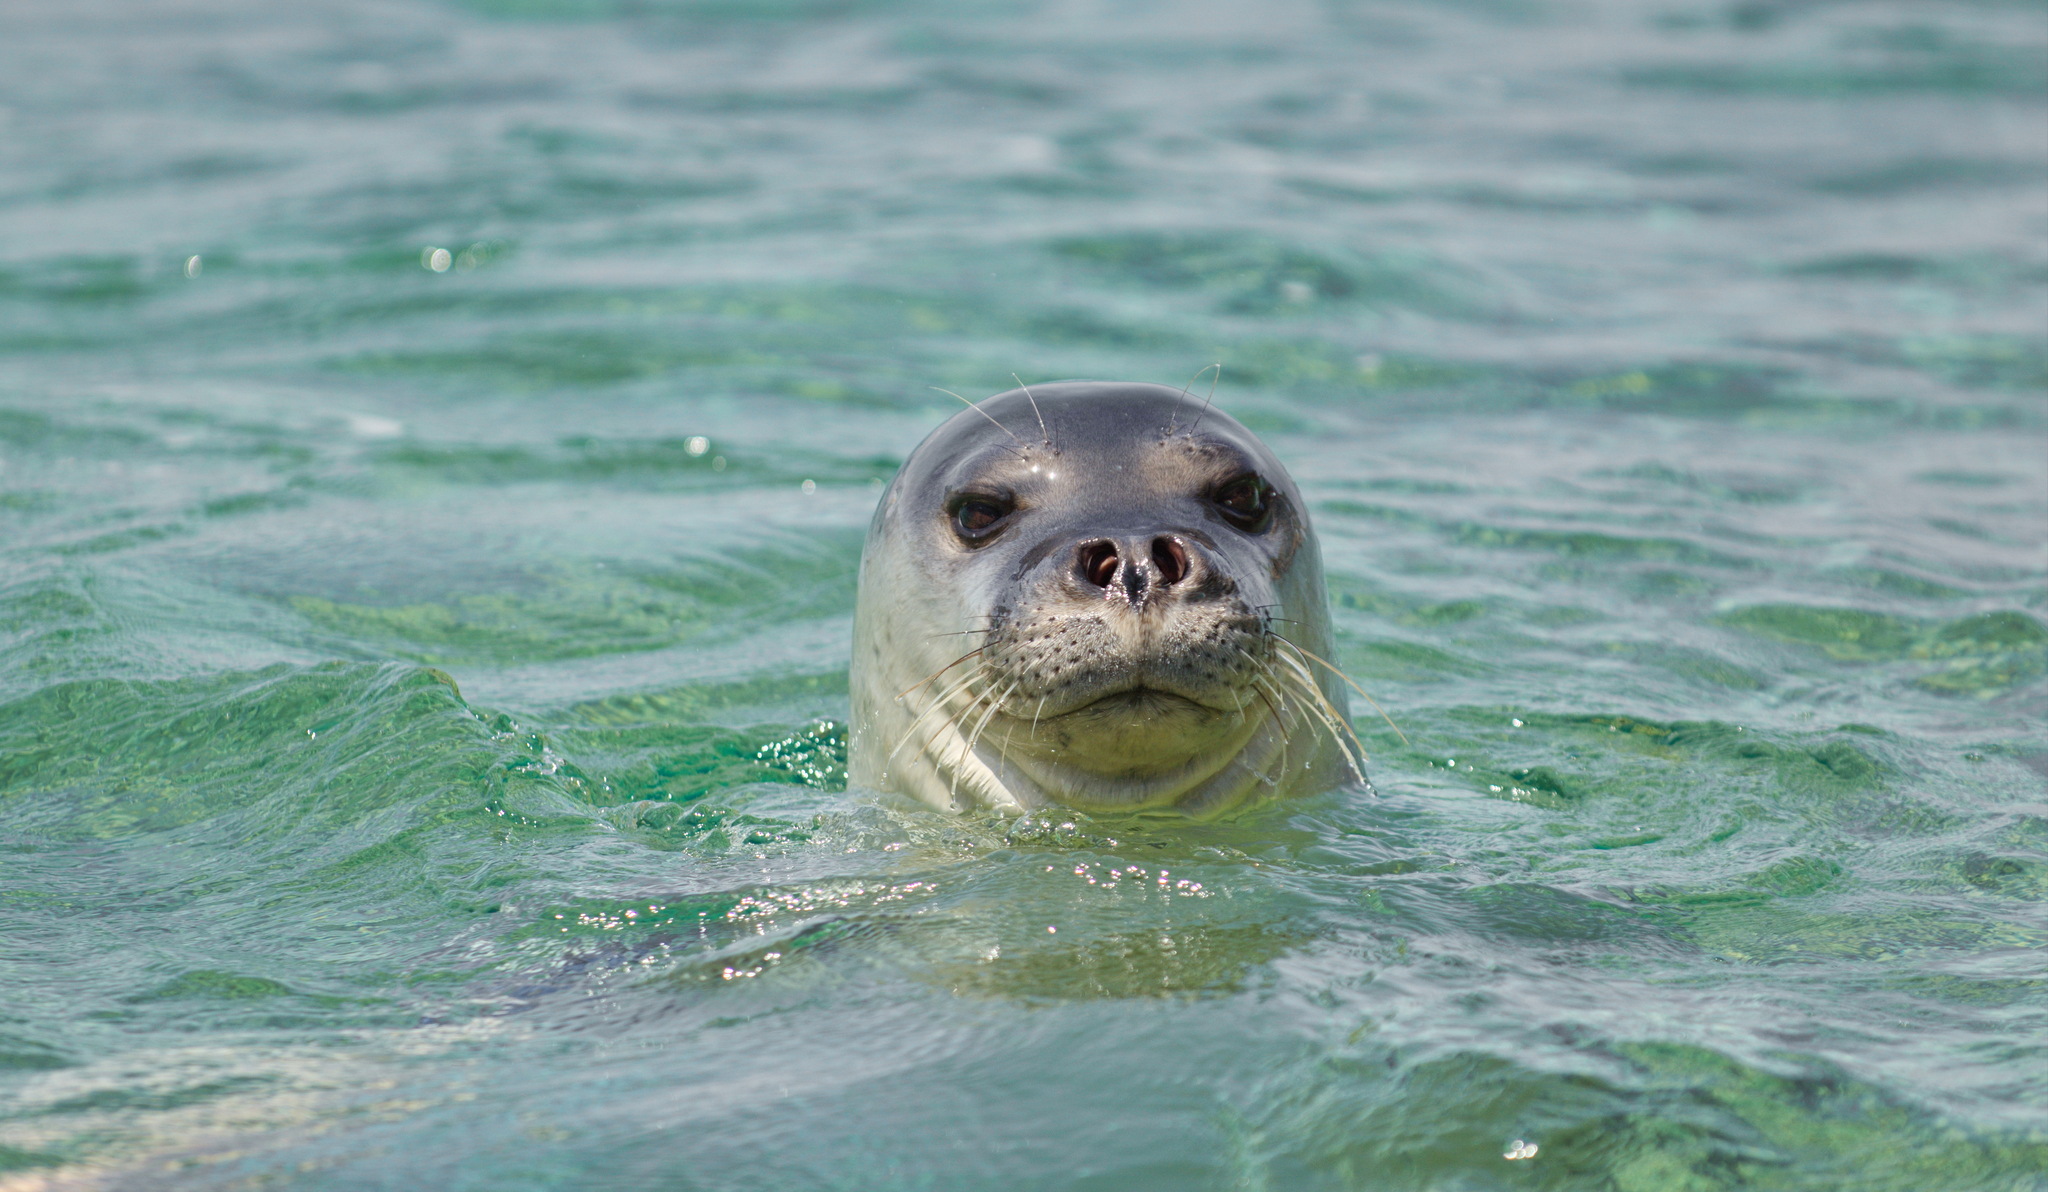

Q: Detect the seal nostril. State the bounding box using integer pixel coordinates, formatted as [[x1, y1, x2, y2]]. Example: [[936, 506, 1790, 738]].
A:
[[1079, 542, 1119, 588], [1152, 537, 1188, 586]]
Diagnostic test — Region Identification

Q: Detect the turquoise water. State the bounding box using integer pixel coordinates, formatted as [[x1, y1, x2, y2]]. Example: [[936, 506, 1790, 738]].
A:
[[2, 0, 2045, 1186]]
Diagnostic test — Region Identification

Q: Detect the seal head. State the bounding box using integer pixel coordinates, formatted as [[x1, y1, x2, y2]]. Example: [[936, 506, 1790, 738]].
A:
[[849, 381, 1360, 816]]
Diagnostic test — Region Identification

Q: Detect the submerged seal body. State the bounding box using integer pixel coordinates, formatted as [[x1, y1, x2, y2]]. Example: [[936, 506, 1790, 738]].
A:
[[848, 381, 1360, 816]]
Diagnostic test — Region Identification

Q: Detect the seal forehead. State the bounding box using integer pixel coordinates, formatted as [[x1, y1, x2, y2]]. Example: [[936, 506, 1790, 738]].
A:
[[933, 431, 1245, 497], [904, 381, 1289, 495]]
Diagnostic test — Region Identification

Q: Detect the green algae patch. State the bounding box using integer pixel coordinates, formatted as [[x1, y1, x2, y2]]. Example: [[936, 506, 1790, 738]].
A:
[[1901, 335, 2048, 392], [1327, 575, 1490, 626], [1723, 605, 1918, 660], [1321, 506, 1749, 569], [1250, 1042, 2048, 1192], [288, 539, 859, 666], [1222, 339, 1479, 391], [548, 717, 849, 808], [461, 0, 923, 22], [129, 971, 296, 1001], [1632, 644, 1766, 691], [1743, 855, 1845, 897], [1722, 605, 2047, 696], [0, 663, 496, 840], [333, 331, 777, 388], [522, 891, 750, 942], [291, 589, 702, 665], [1562, 362, 1798, 416], [1047, 230, 1481, 317], [930, 921, 1304, 1002], [1504, 765, 1587, 807], [1406, 710, 1907, 825], [1457, 524, 1740, 566], [1344, 639, 1488, 683], [562, 672, 849, 727], [0, 1144, 70, 1173], [1623, 43, 2047, 98]]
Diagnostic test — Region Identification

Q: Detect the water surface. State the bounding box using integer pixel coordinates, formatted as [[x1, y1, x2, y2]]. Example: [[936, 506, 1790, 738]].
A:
[[1, 0, 2045, 1187]]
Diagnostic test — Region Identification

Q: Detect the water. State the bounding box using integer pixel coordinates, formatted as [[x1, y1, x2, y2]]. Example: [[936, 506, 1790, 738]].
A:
[[2, 0, 2045, 1187]]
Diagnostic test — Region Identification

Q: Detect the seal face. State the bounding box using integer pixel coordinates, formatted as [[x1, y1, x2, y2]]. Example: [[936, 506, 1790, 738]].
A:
[[849, 381, 1361, 816]]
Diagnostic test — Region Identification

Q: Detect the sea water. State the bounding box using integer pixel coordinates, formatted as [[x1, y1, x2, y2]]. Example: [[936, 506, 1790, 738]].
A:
[[1, 0, 2044, 1188]]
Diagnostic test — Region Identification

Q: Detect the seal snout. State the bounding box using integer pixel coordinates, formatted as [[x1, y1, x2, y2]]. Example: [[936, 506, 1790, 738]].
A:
[[1073, 534, 1194, 608]]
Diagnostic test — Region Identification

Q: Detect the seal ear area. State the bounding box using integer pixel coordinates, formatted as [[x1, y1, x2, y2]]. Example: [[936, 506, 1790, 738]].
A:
[[943, 489, 1018, 546]]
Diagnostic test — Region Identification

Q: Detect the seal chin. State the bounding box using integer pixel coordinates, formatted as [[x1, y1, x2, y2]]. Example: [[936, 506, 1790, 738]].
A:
[[1071, 685, 1215, 716], [990, 681, 1259, 782], [1021, 674, 1247, 722]]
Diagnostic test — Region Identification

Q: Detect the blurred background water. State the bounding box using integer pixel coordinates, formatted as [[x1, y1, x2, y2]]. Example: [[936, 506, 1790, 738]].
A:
[[1, 0, 2045, 1188]]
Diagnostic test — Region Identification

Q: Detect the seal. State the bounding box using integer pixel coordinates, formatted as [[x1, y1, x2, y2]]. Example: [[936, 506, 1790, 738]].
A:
[[848, 380, 1363, 816]]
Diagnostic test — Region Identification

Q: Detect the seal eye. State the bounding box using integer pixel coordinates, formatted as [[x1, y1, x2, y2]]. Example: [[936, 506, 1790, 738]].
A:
[[950, 495, 1013, 541], [1211, 474, 1274, 532]]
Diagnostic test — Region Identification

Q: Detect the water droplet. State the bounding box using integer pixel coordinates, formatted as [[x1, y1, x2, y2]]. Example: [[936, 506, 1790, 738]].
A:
[[685, 436, 710, 456], [183, 254, 202, 278]]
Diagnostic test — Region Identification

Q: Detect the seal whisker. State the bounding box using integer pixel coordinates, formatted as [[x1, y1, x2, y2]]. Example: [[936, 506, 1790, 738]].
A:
[[1270, 638, 1408, 746], [1245, 673, 1284, 728], [962, 679, 1018, 762], [1166, 363, 1220, 438], [1186, 363, 1223, 436], [1248, 675, 1298, 787], [949, 679, 1020, 805], [1277, 674, 1358, 782], [1010, 374, 1051, 448], [1256, 666, 1324, 759], [1226, 658, 1274, 720], [894, 645, 988, 703], [913, 667, 986, 726], [910, 679, 989, 789], [931, 387, 1023, 445], [1268, 645, 1367, 775], [887, 669, 987, 765], [889, 671, 983, 749]]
